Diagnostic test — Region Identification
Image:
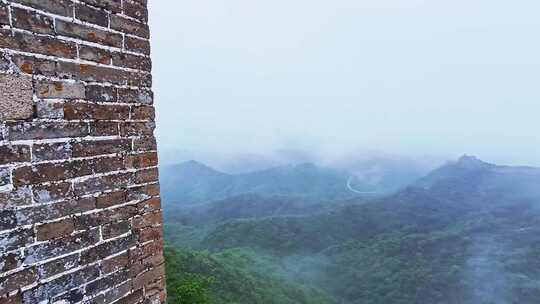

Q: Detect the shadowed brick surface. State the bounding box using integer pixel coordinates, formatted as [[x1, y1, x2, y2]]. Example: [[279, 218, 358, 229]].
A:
[[0, 0, 166, 302]]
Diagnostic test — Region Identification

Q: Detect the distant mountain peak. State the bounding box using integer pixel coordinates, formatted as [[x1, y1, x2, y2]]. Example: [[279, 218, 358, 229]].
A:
[[455, 155, 491, 169], [176, 160, 224, 175]]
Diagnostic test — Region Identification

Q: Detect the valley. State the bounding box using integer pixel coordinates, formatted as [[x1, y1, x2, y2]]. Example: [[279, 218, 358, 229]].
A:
[[162, 155, 540, 304]]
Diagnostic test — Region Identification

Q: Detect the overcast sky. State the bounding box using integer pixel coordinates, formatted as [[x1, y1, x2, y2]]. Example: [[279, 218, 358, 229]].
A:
[[149, 0, 540, 166]]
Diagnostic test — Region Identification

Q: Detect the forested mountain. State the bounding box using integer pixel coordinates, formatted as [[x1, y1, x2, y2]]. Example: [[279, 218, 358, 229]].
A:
[[164, 156, 540, 304]]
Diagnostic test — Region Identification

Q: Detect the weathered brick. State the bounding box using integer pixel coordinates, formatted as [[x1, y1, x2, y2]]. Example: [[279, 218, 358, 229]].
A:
[[79, 45, 112, 64], [0, 145, 30, 165], [79, 0, 121, 13], [0, 210, 17, 231], [36, 218, 75, 241], [85, 269, 129, 297], [89, 280, 132, 304], [23, 265, 100, 301], [0, 29, 77, 59], [36, 101, 65, 119], [56, 61, 147, 86], [134, 167, 159, 184], [76, 205, 137, 230], [132, 137, 157, 152], [7, 121, 88, 140], [13, 156, 125, 185], [80, 234, 137, 264], [0, 167, 10, 187], [123, 0, 148, 22], [11, 8, 54, 34], [136, 227, 162, 243], [128, 184, 160, 201], [32, 142, 72, 161], [96, 190, 127, 208], [0, 4, 9, 25], [136, 197, 161, 214], [74, 171, 131, 196], [72, 139, 130, 157], [110, 15, 149, 38], [0, 74, 34, 121], [0, 186, 33, 209], [36, 81, 86, 99], [125, 36, 150, 55], [101, 252, 128, 274], [131, 105, 155, 120], [37, 254, 79, 280], [0, 294, 22, 304], [75, 4, 109, 27], [0, 228, 33, 254], [102, 220, 131, 239], [132, 211, 162, 229], [56, 20, 123, 48], [115, 289, 143, 304], [126, 152, 158, 169], [0, 252, 21, 273], [89, 121, 119, 136], [132, 264, 165, 291], [118, 88, 153, 104], [32, 181, 73, 203], [0, 268, 38, 296], [128, 240, 163, 264], [24, 229, 99, 264], [121, 121, 155, 137], [11, 0, 74, 17], [64, 102, 130, 120], [10, 54, 56, 76], [50, 288, 84, 303], [85, 85, 117, 102], [16, 197, 95, 226], [112, 52, 152, 71]]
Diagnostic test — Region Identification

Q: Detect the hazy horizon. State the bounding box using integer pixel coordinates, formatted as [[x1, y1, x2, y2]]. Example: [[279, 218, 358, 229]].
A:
[[149, 0, 540, 167]]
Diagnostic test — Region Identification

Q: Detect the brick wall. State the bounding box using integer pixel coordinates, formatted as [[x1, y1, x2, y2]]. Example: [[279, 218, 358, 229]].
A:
[[0, 0, 166, 303]]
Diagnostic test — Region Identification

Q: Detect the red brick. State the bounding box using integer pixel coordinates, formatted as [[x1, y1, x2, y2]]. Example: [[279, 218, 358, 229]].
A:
[[32, 182, 73, 203], [36, 219, 75, 241], [10, 54, 56, 76], [123, 0, 148, 22], [125, 36, 150, 55], [132, 137, 157, 152], [102, 221, 131, 239], [32, 142, 73, 162], [78, 45, 112, 64], [36, 81, 86, 99], [11, 0, 74, 17], [125, 152, 158, 169], [0, 29, 77, 59], [0, 268, 38, 295], [96, 190, 127, 208], [17, 197, 95, 225], [72, 139, 130, 157], [133, 168, 159, 184], [101, 252, 128, 274], [136, 227, 162, 242], [79, 0, 121, 13], [64, 103, 130, 120], [132, 211, 162, 229], [75, 4, 109, 27], [11, 8, 54, 35], [121, 121, 155, 137], [0, 3, 9, 26], [136, 197, 161, 213], [56, 20, 122, 48], [110, 15, 149, 38], [111, 52, 151, 71], [0, 145, 30, 165], [118, 88, 153, 104], [74, 172, 133, 196], [131, 105, 155, 120], [7, 121, 88, 141], [89, 121, 119, 136], [85, 85, 117, 102]]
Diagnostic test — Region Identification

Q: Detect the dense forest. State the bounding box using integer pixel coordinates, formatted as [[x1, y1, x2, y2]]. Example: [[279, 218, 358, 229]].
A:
[[162, 156, 540, 304]]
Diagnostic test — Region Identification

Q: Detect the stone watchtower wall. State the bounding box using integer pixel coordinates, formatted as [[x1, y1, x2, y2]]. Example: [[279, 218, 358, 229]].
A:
[[0, 0, 166, 303]]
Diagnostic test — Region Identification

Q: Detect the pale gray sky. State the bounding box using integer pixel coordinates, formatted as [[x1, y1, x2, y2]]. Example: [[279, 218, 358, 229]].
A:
[[149, 0, 540, 166]]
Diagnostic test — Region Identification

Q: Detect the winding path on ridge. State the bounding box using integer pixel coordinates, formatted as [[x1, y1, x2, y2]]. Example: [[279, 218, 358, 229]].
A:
[[347, 176, 379, 195]]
